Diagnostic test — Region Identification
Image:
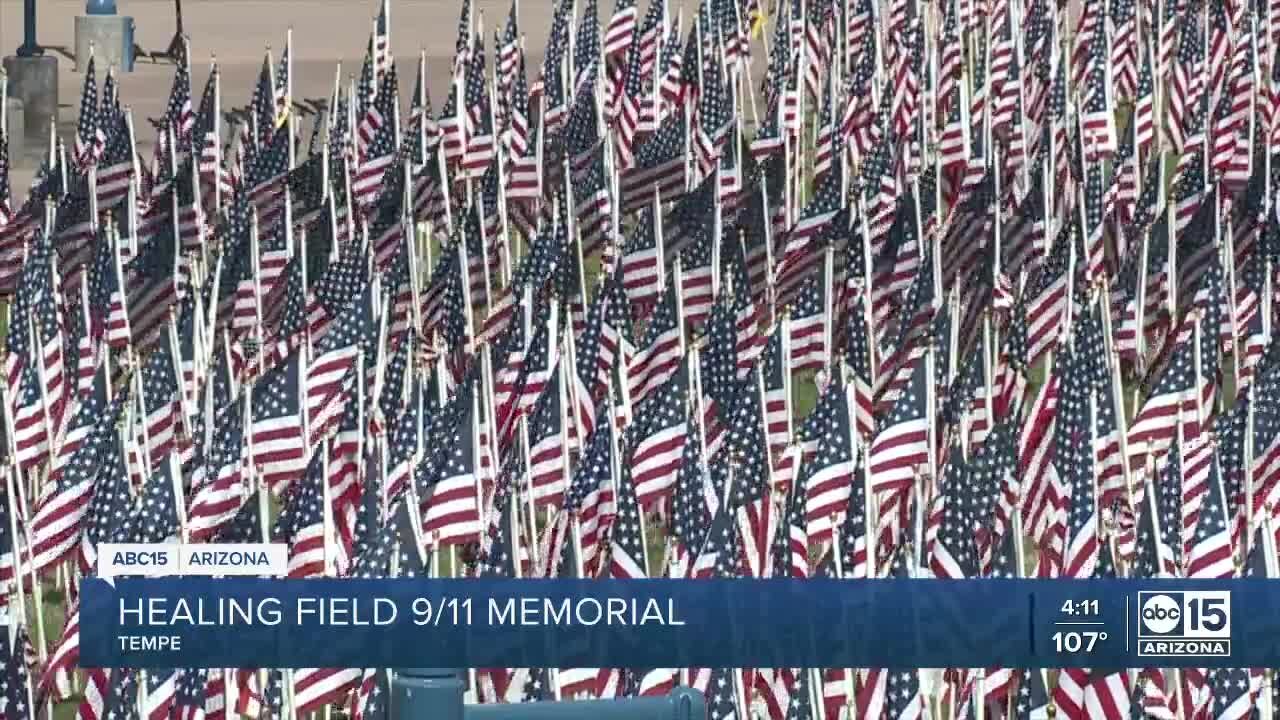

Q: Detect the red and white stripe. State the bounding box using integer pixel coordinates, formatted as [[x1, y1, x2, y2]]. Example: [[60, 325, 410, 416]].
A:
[[292, 668, 361, 715], [631, 421, 686, 509], [422, 469, 482, 545]]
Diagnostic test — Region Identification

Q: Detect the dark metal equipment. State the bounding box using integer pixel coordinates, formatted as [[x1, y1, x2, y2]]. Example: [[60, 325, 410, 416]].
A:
[[159, 0, 186, 62], [390, 670, 706, 720]]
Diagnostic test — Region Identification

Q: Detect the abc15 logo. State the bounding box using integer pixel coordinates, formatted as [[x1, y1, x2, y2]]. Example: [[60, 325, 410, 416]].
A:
[[1137, 591, 1231, 639]]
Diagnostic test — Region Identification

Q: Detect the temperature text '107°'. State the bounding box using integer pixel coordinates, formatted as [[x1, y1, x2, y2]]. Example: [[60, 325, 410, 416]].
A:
[[1052, 631, 1108, 653]]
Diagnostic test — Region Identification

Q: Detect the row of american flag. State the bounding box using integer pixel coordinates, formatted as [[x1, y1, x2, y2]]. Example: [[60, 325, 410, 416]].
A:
[[4, 0, 1280, 714]]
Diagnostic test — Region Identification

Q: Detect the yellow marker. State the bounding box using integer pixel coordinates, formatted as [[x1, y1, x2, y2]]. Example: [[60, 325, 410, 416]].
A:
[[749, 11, 766, 39]]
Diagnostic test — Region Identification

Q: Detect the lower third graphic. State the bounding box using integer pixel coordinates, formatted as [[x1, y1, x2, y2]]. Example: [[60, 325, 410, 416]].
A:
[[1136, 591, 1231, 657]]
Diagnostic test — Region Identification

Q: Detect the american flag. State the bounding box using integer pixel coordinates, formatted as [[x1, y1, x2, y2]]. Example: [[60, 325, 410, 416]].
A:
[[292, 663, 362, 717], [84, 667, 142, 720], [1056, 338, 1104, 580], [126, 218, 186, 348], [1009, 669, 1051, 719], [350, 666, 391, 720], [74, 55, 102, 169], [274, 457, 330, 577], [788, 277, 829, 373], [535, 0, 572, 128], [656, 19, 685, 115], [693, 466, 744, 579], [608, 439, 649, 578], [138, 340, 183, 467], [234, 668, 283, 719], [614, 0, 660, 167], [1185, 439, 1234, 579], [867, 352, 930, 500], [245, 127, 291, 232], [573, 274, 633, 435], [627, 283, 683, 404], [779, 666, 813, 720], [460, 33, 495, 178], [883, 612, 924, 719], [704, 667, 743, 720], [0, 625, 34, 720], [114, 450, 183, 543], [99, 65, 121, 127], [77, 434, 135, 573], [1205, 667, 1253, 720], [573, 148, 615, 257], [812, 68, 839, 184], [1127, 328, 1205, 465], [173, 669, 210, 720], [757, 322, 793, 451], [574, 0, 602, 94], [620, 115, 688, 213], [752, 9, 793, 160], [193, 66, 228, 200], [11, 0, 1280, 712], [353, 66, 400, 208], [92, 112, 135, 208], [676, 227, 714, 325], [307, 276, 379, 445], [496, 2, 520, 95], [1132, 451, 1185, 578], [5, 240, 66, 468], [726, 390, 776, 577], [667, 412, 712, 571], [408, 51, 439, 157], [1079, 11, 1116, 158], [506, 47, 541, 200], [420, 386, 482, 545], [526, 362, 570, 508], [478, 443, 522, 578], [247, 54, 276, 150], [628, 361, 689, 510], [164, 56, 196, 146], [562, 403, 620, 576], [27, 376, 126, 573], [1168, 16, 1206, 154], [694, 59, 732, 179], [928, 441, 985, 580], [372, 0, 391, 78], [249, 354, 308, 495], [0, 127, 11, 219], [0, 473, 18, 601], [798, 378, 856, 543], [310, 226, 373, 339], [775, 171, 841, 300], [186, 404, 249, 541], [604, 0, 638, 60]]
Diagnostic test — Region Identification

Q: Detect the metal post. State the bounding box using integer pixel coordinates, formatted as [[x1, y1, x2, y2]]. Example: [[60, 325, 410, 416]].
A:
[[17, 0, 41, 56], [162, 0, 186, 61], [85, 0, 118, 15], [389, 676, 704, 720], [462, 687, 706, 720], [393, 669, 465, 720]]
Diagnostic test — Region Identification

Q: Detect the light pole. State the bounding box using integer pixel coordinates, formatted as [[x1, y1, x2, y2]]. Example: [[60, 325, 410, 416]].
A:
[[16, 0, 41, 56]]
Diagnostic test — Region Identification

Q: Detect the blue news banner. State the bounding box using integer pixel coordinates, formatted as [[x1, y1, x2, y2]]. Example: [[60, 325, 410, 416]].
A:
[[79, 578, 1280, 669]]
